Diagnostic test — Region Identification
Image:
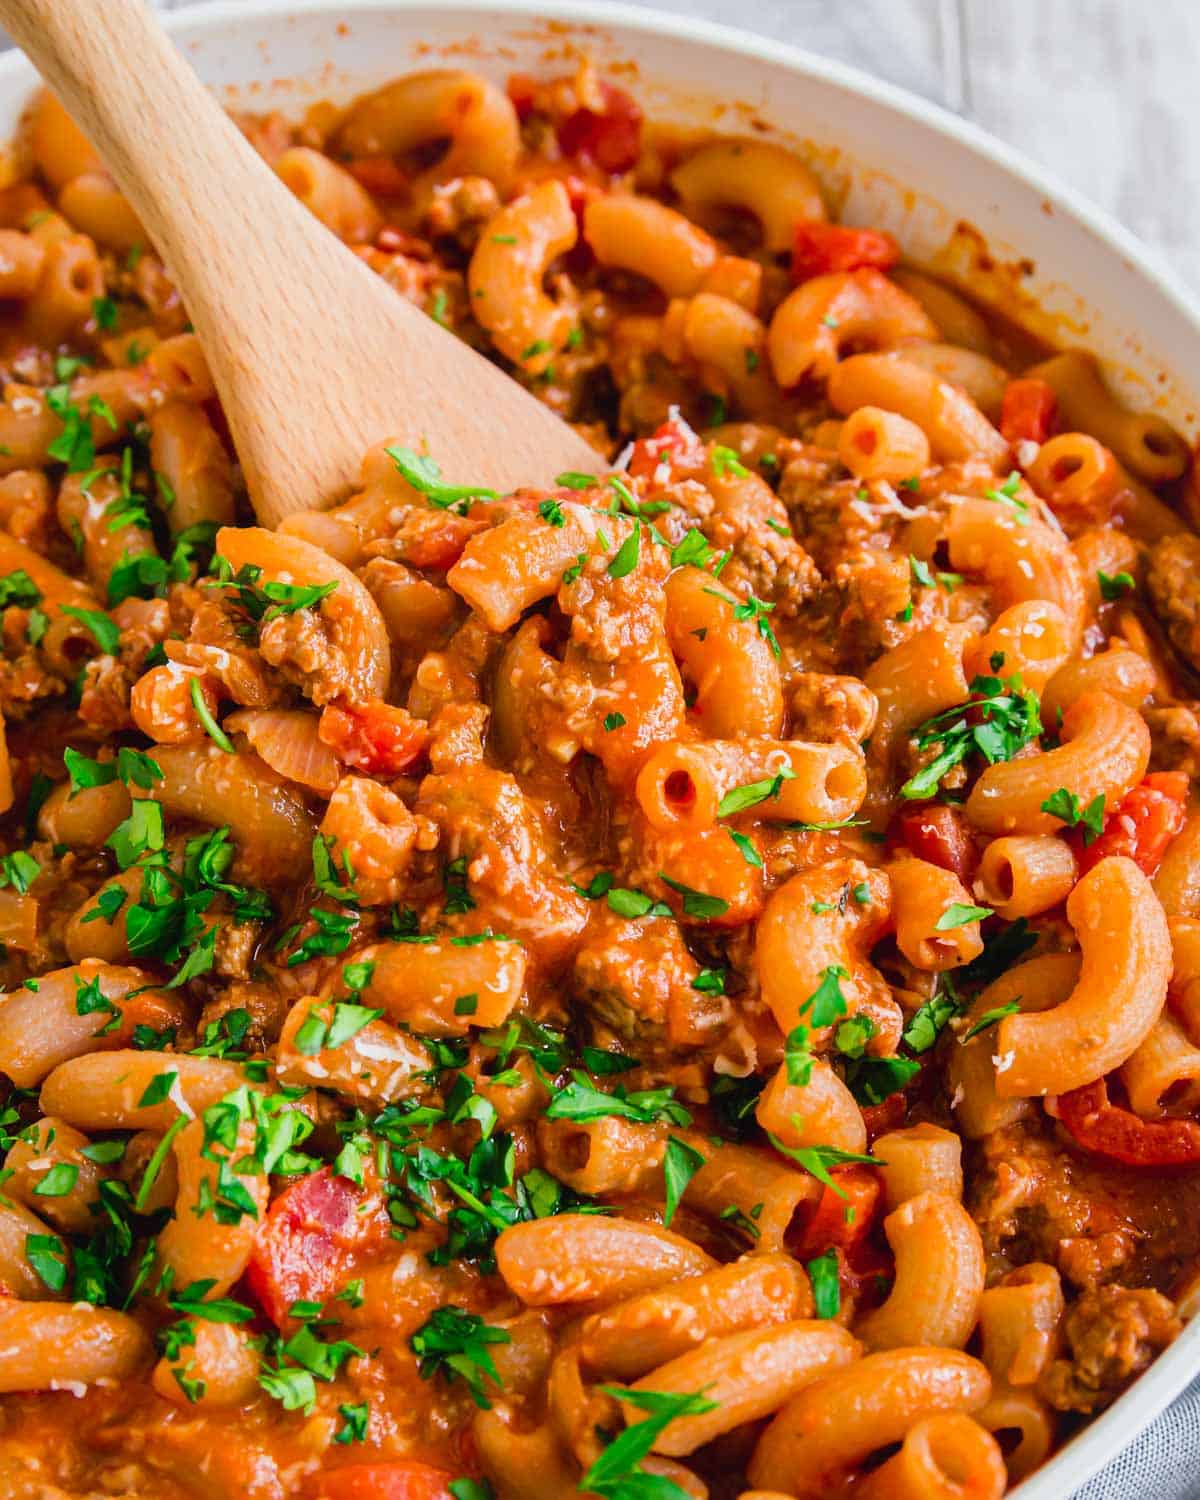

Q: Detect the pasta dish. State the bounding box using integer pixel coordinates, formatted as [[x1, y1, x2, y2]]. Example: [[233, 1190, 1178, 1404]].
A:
[[0, 58, 1196, 1500]]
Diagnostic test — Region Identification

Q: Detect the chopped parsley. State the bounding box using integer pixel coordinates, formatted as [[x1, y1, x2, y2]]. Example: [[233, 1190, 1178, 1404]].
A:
[[902, 982, 962, 1053], [0, 850, 39, 894], [210, 559, 337, 622], [189, 676, 234, 753], [1098, 569, 1135, 601], [717, 766, 796, 817], [386, 445, 497, 512], [963, 1000, 1021, 1041], [670, 528, 712, 569], [662, 1135, 705, 1227], [546, 1075, 690, 1128], [935, 902, 993, 930], [1041, 788, 1106, 843], [768, 1138, 879, 1195], [710, 445, 749, 478], [410, 1306, 510, 1409], [658, 873, 729, 919], [582, 1387, 719, 1500], [25, 1232, 68, 1292], [900, 673, 1042, 800], [806, 1250, 840, 1318], [0, 570, 41, 609], [704, 586, 781, 657], [985, 470, 1030, 524], [784, 966, 848, 1086], [607, 522, 641, 579], [61, 605, 120, 654]]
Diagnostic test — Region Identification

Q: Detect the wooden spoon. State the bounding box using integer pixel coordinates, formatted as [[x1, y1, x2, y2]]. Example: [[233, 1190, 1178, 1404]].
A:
[[0, 0, 599, 526]]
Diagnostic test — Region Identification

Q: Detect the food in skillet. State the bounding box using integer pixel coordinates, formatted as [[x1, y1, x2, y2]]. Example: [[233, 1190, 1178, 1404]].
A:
[[0, 60, 1196, 1500]]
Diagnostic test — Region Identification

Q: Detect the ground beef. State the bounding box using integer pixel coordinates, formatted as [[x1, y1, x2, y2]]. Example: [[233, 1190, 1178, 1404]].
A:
[[76, 655, 134, 731], [572, 905, 727, 1053], [788, 671, 878, 744], [258, 608, 357, 706], [970, 1123, 1140, 1288], [1145, 702, 1200, 776], [1039, 1285, 1182, 1414], [1147, 532, 1200, 673]]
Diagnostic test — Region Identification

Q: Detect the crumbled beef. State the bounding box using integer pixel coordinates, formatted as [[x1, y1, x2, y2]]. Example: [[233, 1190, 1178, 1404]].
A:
[[970, 1123, 1138, 1288], [1039, 1285, 1181, 1414], [572, 905, 727, 1053], [1147, 532, 1200, 673]]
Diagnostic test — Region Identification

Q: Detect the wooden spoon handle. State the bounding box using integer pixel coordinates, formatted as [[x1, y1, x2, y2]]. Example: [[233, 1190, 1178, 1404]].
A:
[[0, 0, 599, 524]]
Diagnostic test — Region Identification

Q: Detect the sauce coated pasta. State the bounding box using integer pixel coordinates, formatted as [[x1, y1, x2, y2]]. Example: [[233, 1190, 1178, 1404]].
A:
[[0, 57, 1196, 1500]]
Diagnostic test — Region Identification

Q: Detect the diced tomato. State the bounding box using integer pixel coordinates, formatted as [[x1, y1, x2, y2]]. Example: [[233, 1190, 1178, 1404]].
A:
[[245, 1167, 390, 1327], [999, 377, 1059, 446], [505, 72, 538, 122], [556, 82, 643, 175], [388, 509, 489, 572], [861, 1091, 907, 1142], [1075, 772, 1189, 876], [319, 699, 428, 777], [345, 156, 411, 199], [626, 416, 703, 481], [790, 221, 899, 283], [790, 1167, 881, 1262], [1050, 1078, 1200, 1167], [893, 804, 979, 883], [311, 1463, 457, 1500]]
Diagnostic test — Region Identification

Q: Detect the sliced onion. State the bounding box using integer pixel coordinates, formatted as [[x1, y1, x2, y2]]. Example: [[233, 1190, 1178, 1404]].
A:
[[225, 708, 342, 796]]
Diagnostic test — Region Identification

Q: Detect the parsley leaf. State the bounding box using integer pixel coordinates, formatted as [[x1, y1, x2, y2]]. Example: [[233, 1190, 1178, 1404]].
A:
[[806, 1250, 840, 1318], [670, 528, 711, 569], [335, 1400, 370, 1444], [386, 445, 497, 512], [0, 570, 41, 609], [935, 902, 993, 930], [607, 522, 641, 579], [1041, 788, 1106, 844], [960, 918, 1038, 988], [900, 673, 1042, 800], [546, 1074, 691, 1128], [189, 676, 234, 753], [963, 1000, 1021, 1041], [1098, 569, 1135, 601], [902, 983, 962, 1053], [168, 1279, 255, 1324], [768, 1137, 879, 1194], [0, 849, 39, 894], [658, 873, 729, 919], [662, 1136, 704, 1227], [583, 1387, 719, 1500], [842, 1054, 920, 1105], [25, 1232, 68, 1292], [61, 605, 120, 654], [710, 444, 749, 478], [985, 469, 1030, 525], [410, 1306, 511, 1409], [606, 885, 672, 920], [717, 766, 796, 817], [784, 966, 849, 1086]]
